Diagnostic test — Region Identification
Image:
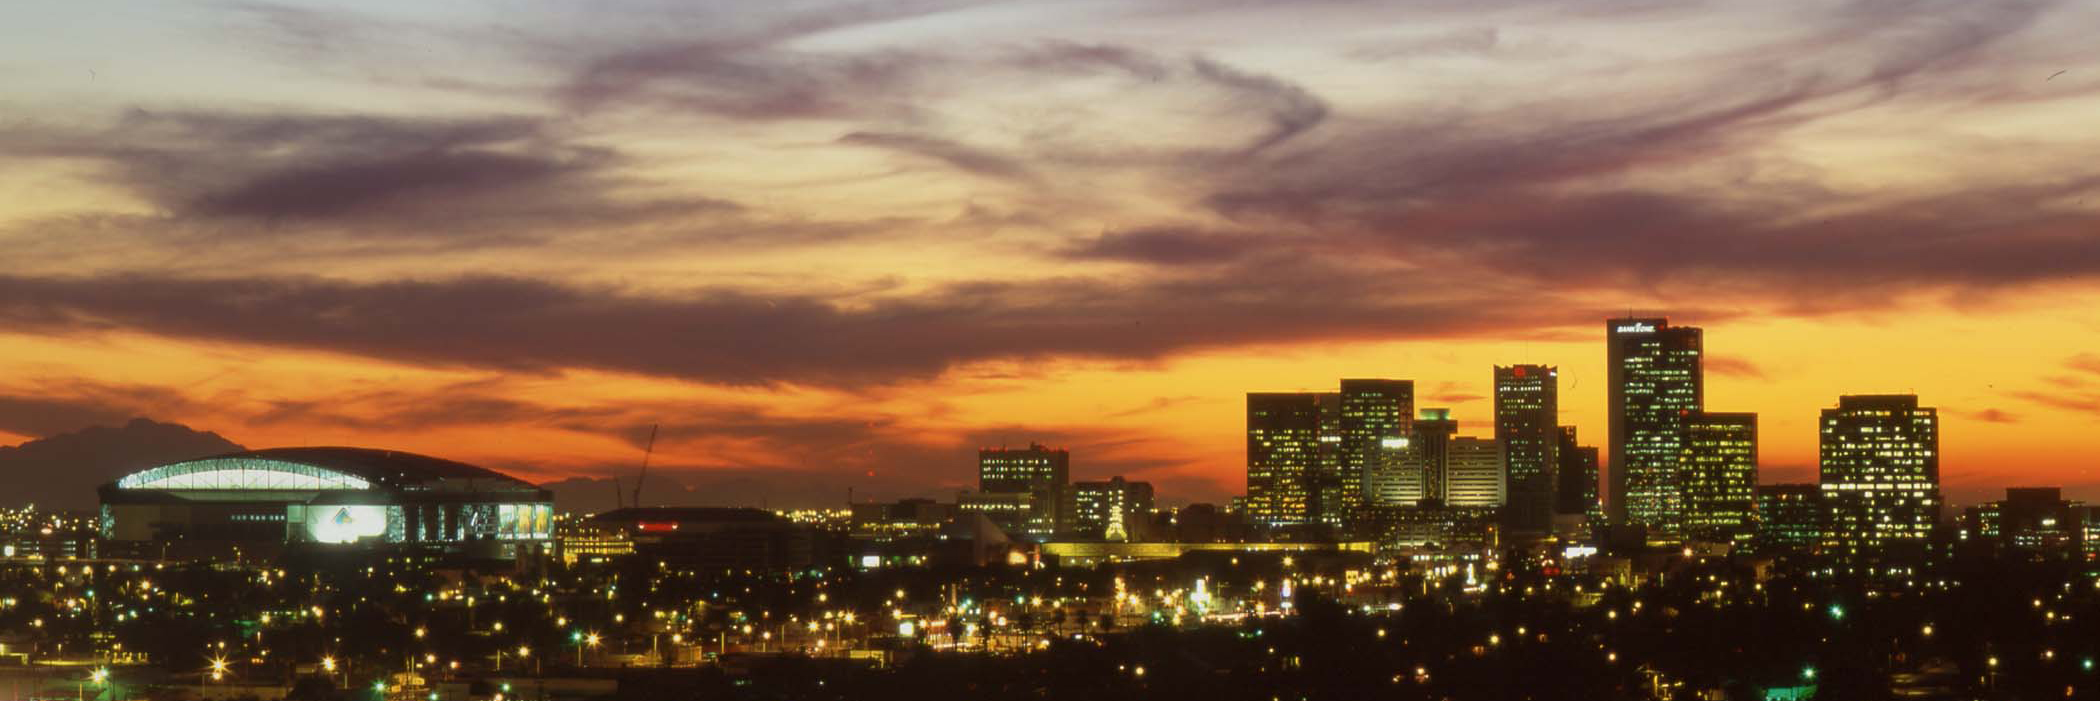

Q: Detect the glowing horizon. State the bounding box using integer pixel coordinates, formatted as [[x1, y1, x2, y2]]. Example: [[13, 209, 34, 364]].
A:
[[4, 0, 2099, 508]]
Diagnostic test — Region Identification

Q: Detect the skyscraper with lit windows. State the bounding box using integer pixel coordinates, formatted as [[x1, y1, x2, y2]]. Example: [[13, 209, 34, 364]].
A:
[[1680, 411, 1757, 545], [1444, 437, 1506, 508], [1494, 365, 1558, 534], [1819, 394, 1940, 558], [1372, 408, 1459, 506], [978, 443, 1069, 494], [1337, 379, 1413, 525], [1606, 317, 1703, 542], [977, 442, 1071, 538], [1246, 393, 1326, 527]]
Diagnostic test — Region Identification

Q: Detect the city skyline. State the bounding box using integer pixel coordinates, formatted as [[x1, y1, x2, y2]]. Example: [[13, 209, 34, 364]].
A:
[[6, 1, 2100, 511], [10, 4, 2100, 699], [0, 314, 2090, 511]]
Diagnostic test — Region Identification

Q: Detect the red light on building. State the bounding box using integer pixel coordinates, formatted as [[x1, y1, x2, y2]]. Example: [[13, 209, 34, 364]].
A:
[[637, 522, 681, 532]]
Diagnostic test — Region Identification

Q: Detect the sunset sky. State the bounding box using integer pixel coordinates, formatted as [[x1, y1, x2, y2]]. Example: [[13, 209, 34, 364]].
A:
[[4, 0, 2099, 508]]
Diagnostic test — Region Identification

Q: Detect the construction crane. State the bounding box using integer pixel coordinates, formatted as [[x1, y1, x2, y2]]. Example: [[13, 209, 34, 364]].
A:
[[631, 424, 659, 508]]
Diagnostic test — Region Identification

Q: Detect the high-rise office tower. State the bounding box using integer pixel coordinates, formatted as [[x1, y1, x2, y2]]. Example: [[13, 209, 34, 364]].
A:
[[1367, 407, 1454, 507], [1680, 412, 1757, 545], [1555, 426, 1600, 519], [1246, 393, 1326, 526], [1605, 317, 1703, 541], [1494, 365, 1558, 533], [1337, 379, 1414, 523], [1312, 392, 1343, 526], [1413, 408, 1460, 503], [1755, 484, 1823, 553], [978, 443, 1072, 538], [1444, 437, 1506, 507], [979, 443, 1070, 493], [1819, 395, 1940, 558]]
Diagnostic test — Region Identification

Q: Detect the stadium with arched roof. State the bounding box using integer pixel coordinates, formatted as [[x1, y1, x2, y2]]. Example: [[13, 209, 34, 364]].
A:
[[100, 447, 553, 558]]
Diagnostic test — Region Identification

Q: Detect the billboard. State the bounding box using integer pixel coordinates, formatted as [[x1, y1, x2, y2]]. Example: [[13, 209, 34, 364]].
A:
[[304, 505, 389, 543]]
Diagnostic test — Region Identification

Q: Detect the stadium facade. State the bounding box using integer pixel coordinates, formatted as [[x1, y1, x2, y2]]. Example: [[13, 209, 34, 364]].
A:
[[99, 447, 553, 559]]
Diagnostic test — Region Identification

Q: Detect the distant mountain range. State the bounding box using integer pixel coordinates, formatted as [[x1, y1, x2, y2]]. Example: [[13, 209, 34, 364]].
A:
[[0, 418, 244, 511], [0, 417, 936, 514]]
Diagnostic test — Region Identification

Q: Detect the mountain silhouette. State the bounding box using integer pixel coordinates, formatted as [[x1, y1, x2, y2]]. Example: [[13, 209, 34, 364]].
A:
[[0, 418, 244, 511]]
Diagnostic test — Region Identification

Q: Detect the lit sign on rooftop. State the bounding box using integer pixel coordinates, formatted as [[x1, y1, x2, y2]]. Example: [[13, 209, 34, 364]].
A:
[[1615, 322, 1657, 333]]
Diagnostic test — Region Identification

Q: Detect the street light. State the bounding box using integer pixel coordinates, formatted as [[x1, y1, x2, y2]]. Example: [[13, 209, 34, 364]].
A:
[[80, 667, 109, 701]]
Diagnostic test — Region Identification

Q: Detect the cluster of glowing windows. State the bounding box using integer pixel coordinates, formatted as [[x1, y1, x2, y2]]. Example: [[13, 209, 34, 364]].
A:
[[117, 459, 372, 491]]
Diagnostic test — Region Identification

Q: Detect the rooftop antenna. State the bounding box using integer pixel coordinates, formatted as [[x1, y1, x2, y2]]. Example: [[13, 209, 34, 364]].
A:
[[632, 423, 659, 509], [611, 475, 624, 510]]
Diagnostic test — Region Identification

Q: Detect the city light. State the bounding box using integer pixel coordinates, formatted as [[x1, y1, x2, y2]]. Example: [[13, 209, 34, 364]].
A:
[[0, 305, 2086, 701]]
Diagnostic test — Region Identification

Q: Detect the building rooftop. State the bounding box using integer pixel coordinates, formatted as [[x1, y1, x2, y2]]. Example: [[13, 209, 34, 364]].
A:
[[589, 507, 782, 524], [110, 447, 539, 492]]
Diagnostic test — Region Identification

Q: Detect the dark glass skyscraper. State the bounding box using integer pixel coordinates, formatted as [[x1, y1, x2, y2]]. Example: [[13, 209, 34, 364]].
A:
[[1246, 393, 1326, 527], [1412, 408, 1459, 503], [1606, 317, 1703, 542], [1555, 426, 1600, 520], [1819, 394, 1940, 558], [1494, 365, 1557, 534], [1754, 483, 1823, 553], [1680, 411, 1757, 545]]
